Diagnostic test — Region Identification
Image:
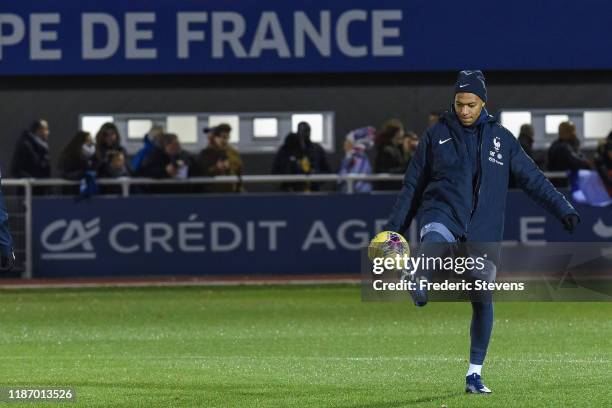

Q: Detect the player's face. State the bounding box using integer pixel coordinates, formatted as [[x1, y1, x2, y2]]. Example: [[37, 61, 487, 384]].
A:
[[454, 93, 485, 126]]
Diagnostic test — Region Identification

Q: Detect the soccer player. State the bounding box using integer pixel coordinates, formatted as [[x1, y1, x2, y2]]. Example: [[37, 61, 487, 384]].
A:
[[383, 70, 580, 394]]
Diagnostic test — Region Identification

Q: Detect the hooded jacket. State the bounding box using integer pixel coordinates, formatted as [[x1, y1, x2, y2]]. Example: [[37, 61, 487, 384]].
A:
[[11, 132, 51, 178], [385, 110, 577, 242]]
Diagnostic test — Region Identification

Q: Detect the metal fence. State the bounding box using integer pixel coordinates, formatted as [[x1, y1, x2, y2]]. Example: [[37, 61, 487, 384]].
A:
[[1, 172, 567, 279]]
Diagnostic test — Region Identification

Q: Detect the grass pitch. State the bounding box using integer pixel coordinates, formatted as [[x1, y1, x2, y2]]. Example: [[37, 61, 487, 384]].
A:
[[0, 285, 610, 407]]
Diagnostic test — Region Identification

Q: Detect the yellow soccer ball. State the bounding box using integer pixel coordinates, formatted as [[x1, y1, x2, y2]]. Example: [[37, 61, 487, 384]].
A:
[[367, 231, 410, 261]]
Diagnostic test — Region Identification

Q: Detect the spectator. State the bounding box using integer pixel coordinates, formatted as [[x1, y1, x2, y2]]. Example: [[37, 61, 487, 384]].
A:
[[595, 138, 612, 193], [98, 150, 129, 178], [11, 119, 51, 178], [131, 125, 164, 174], [57, 131, 97, 180], [338, 127, 375, 193], [547, 121, 591, 188], [296, 122, 331, 174], [137, 133, 191, 179], [509, 124, 538, 189], [95, 122, 129, 172], [271, 132, 311, 192], [213, 123, 243, 181], [296, 121, 331, 191], [97, 150, 130, 195], [374, 119, 406, 190], [518, 124, 535, 158], [428, 111, 441, 127], [195, 125, 240, 193], [547, 121, 591, 171], [402, 130, 419, 164]]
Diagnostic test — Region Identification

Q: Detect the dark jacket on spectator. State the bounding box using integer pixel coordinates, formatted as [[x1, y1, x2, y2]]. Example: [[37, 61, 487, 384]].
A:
[[11, 132, 51, 178], [305, 142, 331, 175], [136, 147, 192, 179], [595, 142, 612, 191], [57, 154, 96, 181], [304, 140, 331, 191], [98, 145, 129, 174], [271, 133, 311, 192], [374, 144, 406, 190], [136, 147, 193, 194], [547, 140, 591, 172]]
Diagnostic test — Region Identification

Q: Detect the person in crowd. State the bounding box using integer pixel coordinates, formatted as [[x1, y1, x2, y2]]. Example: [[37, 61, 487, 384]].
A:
[[508, 124, 538, 188], [374, 119, 406, 190], [131, 125, 165, 174], [402, 130, 420, 165], [136, 133, 193, 194], [296, 122, 331, 178], [194, 125, 241, 193], [428, 111, 441, 127], [96, 122, 129, 173], [11, 119, 51, 178], [57, 131, 97, 180], [547, 121, 591, 187], [338, 127, 375, 193], [137, 133, 191, 179], [595, 136, 612, 193], [98, 150, 130, 178], [518, 124, 535, 158], [212, 123, 243, 181], [548, 121, 591, 171], [281, 122, 332, 191], [271, 132, 312, 192], [97, 150, 130, 195]]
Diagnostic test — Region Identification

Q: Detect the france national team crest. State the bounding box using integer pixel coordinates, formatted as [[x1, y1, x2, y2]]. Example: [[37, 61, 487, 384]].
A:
[[488, 136, 504, 166]]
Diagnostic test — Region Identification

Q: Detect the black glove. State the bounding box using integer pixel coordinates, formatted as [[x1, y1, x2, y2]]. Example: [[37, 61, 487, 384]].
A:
[[0, 251, 15, 272], [562, 214, 580, 234]]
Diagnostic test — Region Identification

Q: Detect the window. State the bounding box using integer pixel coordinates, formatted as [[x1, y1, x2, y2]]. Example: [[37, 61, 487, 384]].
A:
[[208, 115, 240, 143], [167, 116, 198, 144], [81, 116, 114, 136], [292, 114, 324, 142], [497, 108, 612, 150], [80, 111, 334, 154], [253, 118, 278, 138], [127, 119, 153, 140], [545, 114, 569, 134], [500, 111, 531, 138], [584, 111, 612, 139]]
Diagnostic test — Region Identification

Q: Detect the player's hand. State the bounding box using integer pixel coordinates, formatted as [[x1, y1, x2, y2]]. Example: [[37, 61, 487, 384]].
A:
[[562, 214, 580, 233], [0, 251, 15, 272]]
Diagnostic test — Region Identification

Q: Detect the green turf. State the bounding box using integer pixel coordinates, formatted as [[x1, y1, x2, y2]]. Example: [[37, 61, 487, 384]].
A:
[[0, 285, 610, 407]]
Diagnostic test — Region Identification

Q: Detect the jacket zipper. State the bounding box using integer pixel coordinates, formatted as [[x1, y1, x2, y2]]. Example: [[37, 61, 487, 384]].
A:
[[471, 126, 484, 216], [465, 125, 484, 234]]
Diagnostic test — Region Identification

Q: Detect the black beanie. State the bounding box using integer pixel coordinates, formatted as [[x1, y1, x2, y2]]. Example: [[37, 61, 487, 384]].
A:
[[454, 70, 487, 103]]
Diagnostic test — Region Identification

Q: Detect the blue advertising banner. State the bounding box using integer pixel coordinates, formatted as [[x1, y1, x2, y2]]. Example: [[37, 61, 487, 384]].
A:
[[32, 192, 612, 278], [1, 1, 611, 75]]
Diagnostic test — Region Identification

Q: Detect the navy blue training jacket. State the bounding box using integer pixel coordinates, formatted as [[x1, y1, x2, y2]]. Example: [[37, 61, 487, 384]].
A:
[[385, 111, 577, 242]]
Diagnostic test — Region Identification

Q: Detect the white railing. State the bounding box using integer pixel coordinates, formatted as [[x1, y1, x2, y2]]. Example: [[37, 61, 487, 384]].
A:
[[2, 171, 568, 194], [1, 171, 568, 279]]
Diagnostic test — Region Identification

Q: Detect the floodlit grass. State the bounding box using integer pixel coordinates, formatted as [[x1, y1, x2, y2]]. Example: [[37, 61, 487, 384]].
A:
[[0, 285, 610, 407]]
